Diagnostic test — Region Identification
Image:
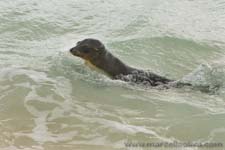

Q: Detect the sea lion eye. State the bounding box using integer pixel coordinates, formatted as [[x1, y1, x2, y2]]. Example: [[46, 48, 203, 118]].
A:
[[77, 41, 81, 45], [83, 49, 90, 53], [82, 46, 91, 53]]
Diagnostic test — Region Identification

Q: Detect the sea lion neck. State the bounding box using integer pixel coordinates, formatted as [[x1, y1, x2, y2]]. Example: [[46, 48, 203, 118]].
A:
[[89, 50, 135, 78]]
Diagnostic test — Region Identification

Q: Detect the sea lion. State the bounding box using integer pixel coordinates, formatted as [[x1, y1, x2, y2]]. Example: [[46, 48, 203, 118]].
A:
[[70, 38, 174, 86]]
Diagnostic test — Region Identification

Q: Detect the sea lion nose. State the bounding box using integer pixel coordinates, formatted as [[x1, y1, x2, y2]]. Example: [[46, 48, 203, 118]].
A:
[[70, 48, 78, 54], [70, 47, 81, 56], [70, 48, 74, 53]]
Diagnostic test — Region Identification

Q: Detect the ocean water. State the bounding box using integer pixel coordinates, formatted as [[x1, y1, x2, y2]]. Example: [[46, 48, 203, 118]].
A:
[[0, 0, 225, 150]]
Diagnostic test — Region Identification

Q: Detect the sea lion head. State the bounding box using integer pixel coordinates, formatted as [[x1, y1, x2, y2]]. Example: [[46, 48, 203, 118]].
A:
[[70, 38, 106, 61]]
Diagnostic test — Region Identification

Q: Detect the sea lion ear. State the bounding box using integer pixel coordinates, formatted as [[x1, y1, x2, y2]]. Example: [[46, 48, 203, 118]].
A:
[[95, 43, 105, 51], [99, 43, 105, 50], [94, 48, 99, 51]]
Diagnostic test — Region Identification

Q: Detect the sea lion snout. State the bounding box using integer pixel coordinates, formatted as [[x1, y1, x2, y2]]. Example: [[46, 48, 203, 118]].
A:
[[70, 47, 80, 56], [69, 47, 74, 53]]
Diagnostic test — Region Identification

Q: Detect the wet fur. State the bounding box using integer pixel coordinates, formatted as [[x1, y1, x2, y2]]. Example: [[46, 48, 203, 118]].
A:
[[70, 38, 173, 86]]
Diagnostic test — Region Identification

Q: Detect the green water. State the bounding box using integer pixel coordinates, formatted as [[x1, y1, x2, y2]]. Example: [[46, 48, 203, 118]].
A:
[[1, 0, 225, 150]]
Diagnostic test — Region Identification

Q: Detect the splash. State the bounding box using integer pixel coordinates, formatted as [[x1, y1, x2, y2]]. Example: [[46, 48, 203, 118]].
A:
[[179, 63, 225, 94]]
